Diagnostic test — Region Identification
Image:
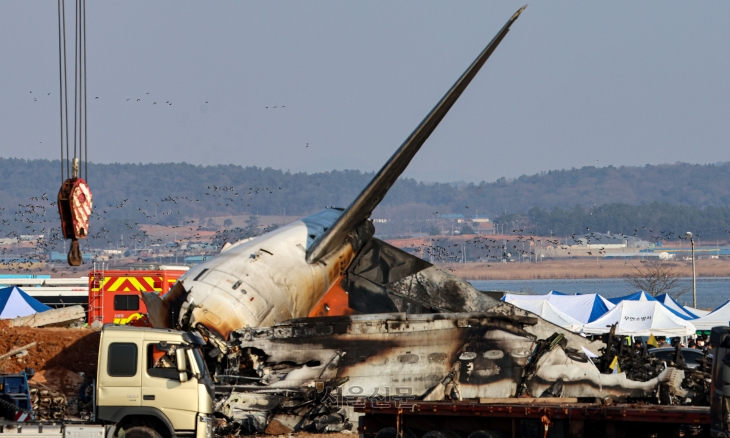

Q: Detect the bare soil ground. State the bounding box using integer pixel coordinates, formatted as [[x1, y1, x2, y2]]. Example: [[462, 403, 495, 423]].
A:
[[0, 327, 99, 396]]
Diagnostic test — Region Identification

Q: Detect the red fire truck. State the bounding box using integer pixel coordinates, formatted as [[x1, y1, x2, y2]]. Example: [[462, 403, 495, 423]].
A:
[[88, 264, 188, 326]]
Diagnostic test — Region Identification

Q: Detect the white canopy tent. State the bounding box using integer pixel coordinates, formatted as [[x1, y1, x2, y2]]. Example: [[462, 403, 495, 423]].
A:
[[685, 306, 711, 318], [502, 292, 614, 324], [609, 291, 696, 321], [582, 300, 696, 337], [692, 301, 730, 331], [655, 293, 700, 319], [502, 291, 564, 302], [507, 299, 584, 332]]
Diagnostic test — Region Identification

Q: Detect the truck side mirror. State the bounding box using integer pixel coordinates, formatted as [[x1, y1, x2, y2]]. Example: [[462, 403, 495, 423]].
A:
[[176, 348, 188, 382]]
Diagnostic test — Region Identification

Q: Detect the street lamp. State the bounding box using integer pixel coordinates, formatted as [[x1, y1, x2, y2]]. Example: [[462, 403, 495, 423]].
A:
[[686, 231, 697, 308]]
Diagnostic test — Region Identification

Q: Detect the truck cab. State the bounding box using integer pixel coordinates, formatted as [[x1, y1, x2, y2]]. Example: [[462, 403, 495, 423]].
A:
[[96, 325, 214, 438]]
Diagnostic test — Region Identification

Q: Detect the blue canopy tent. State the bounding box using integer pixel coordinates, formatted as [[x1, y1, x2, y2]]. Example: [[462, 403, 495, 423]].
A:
[[607, 291, 656, 304], [0, 286, 51, 319]]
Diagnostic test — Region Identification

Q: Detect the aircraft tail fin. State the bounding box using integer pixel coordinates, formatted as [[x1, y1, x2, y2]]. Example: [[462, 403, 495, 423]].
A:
[[306, 6, 526, 264]]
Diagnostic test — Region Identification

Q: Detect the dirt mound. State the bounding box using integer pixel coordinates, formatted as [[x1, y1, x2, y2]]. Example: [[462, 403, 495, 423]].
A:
[[0, 327, 99, 394], [33, 368, 87, 397]]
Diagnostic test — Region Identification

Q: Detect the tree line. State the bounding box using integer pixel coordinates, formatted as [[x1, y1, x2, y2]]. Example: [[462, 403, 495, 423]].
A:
[[509, 202, 730, 241], [1, 158, 729, 245]]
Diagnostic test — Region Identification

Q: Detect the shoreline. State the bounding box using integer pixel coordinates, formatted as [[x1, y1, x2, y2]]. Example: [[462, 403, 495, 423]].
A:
[[4, 257, 730, 281], [439, 259, 730, 281]]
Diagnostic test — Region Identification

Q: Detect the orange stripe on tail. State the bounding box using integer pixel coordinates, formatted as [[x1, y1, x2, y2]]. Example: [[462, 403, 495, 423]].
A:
[[308, 275, 355, 317]]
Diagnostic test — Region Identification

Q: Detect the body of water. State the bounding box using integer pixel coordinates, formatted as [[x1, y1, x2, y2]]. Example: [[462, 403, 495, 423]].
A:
[[468, 277, 730, 311]]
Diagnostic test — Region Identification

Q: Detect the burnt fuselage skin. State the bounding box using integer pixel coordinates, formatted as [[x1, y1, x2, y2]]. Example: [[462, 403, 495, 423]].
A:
[[225, 312, 668, 401], [144, 208, 497, 339], [145, 210, 362, 338]]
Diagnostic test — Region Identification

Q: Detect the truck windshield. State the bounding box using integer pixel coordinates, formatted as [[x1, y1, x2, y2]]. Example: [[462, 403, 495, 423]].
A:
[[192, 347, 209, 379]]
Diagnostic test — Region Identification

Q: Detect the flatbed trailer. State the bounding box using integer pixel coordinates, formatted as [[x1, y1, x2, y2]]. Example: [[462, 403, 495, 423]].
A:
[[357, 400, 710, 438]]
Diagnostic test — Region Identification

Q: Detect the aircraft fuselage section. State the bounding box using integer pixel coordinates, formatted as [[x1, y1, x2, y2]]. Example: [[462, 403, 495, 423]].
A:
[[171, 210, 361, 338]]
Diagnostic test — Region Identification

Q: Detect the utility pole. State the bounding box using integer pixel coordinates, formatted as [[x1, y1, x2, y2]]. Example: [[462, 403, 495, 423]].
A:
[[686, 231, 697, 308]]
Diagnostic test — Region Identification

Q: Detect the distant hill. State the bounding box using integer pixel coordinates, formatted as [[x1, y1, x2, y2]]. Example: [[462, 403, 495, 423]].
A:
[[1, 158, 729, 244], [2, 159, 730, 216]]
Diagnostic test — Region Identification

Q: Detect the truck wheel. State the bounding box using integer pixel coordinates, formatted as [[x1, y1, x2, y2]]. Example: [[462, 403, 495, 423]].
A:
[[423, 431, 462, 438], [124, 426, 163, 438], [467, 431, 505, 438], [375, 427, 417, 438]]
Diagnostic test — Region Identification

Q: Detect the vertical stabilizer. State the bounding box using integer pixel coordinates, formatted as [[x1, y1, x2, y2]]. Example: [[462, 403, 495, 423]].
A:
[[306, 6, 526, 264]]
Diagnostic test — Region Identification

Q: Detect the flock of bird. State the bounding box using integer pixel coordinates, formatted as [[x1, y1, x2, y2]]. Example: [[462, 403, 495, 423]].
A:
[[26, 89, 217, 109], [0, 174, 307, 273], [29, 89, 291, 111], [409, 232, 561, 265], [401, 225, 726, 267], [2, 173, 730, 275]]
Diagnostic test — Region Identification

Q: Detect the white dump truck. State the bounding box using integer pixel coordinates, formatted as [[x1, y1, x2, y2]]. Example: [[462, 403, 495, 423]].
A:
[[1, 325, 214, 438]]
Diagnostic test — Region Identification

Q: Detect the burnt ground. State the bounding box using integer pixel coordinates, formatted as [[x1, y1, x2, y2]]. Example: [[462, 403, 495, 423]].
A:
[[0, 327, 100, 397]]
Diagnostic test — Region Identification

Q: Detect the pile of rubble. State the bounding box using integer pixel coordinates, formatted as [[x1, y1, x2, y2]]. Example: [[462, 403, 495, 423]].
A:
[[201, 313, 713, 435], [0, 306, 85, 329], [0, 319, 713, 434], [0, 327, 99, 420], [598, 327, 711, 406], [30, 384, 68, 421], [0, 327, 99, 378]]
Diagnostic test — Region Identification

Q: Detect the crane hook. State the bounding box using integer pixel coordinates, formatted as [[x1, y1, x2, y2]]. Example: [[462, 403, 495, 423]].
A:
[[57, 158, 93, 266]]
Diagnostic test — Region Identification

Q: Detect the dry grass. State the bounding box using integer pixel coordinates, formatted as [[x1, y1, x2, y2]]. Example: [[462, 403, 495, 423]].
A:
[[442, 258, 730, 280]]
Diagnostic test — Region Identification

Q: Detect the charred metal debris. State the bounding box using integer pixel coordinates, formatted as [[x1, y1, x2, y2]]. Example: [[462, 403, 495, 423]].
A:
[[596, 325, 712, 406], [194, 313, 712, 434]]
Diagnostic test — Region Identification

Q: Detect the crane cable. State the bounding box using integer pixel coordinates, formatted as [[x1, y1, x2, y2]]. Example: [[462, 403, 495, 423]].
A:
[[83, 0, 88, 180], [57, 0, 88, 180], [57, 0, 92, 267], [57, 0, 69, 182], [72, 0, 88, 181]]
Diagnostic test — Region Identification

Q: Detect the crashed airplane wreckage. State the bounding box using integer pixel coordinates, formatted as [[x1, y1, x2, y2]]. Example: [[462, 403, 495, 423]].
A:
[[140, 6, 711, 434], [211, 309, 709, 434]]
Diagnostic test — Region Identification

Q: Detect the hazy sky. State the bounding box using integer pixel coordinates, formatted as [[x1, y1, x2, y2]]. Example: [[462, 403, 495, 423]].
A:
[[2, 2, 729, 183]]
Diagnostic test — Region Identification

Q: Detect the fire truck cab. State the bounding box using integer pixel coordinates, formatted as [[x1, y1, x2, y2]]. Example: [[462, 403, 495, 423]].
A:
[[88, 264, 188, 326]]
